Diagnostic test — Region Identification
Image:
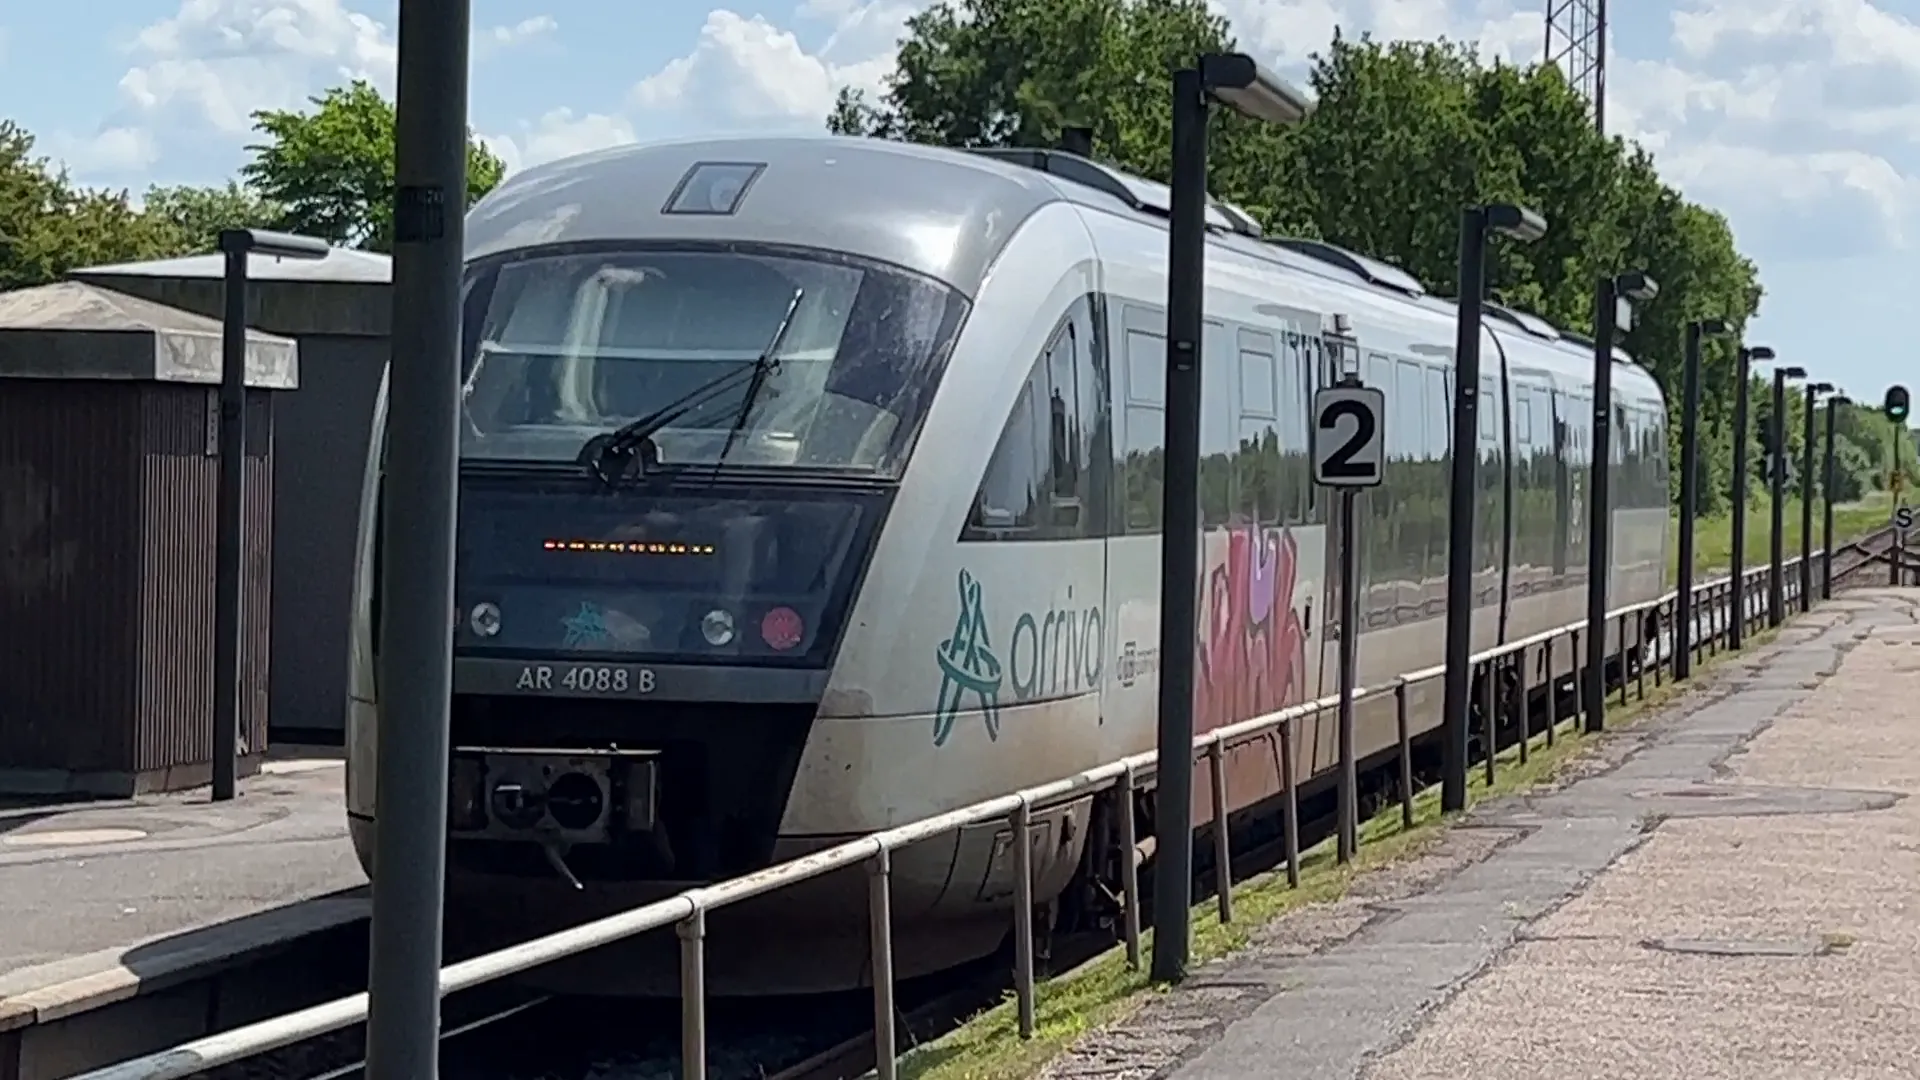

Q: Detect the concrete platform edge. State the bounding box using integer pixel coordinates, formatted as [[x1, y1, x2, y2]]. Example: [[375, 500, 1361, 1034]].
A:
[[0, 886, 369, 1033]]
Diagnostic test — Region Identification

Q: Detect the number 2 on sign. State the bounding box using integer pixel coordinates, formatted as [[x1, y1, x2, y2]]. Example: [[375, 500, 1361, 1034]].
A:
[[1318, 400, 1376, 478]]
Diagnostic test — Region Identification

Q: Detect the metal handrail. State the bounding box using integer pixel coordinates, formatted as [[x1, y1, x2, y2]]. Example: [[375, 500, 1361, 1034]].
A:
[[73, 550, 1834, 1080]]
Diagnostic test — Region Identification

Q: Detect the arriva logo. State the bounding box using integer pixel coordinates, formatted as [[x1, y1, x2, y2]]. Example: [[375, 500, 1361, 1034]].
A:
[[931, 569, 1104, 748], [933, 569, 1001, 747]]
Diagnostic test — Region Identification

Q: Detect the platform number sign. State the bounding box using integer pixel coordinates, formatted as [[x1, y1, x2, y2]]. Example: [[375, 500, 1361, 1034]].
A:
[[1312, 385, 1386, 488]]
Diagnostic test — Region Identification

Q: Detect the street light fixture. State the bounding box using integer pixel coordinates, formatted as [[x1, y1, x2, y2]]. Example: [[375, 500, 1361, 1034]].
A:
[[1674, 317, 1731, 679], [1802, 381, 1834, 609], [1728, 344, 1775, 648], [1770, 365, 1808, 626], [1441, 201, 1548, 813], [1823, 393, 1849, 600], [1152, 51, 1313, 986], [212, 228, 329, 804], [1584, 270, 1658, 734]]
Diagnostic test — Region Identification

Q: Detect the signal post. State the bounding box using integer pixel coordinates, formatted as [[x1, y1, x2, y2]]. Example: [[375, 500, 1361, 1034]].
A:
[[1311, 316, 1383, 866], [1889, 385, 1911, 585]]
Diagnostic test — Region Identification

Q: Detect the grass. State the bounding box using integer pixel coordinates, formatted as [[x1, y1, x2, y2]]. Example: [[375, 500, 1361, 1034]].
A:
[[898, 628, 1780, 1080], [1679, 492, 1891, 578]]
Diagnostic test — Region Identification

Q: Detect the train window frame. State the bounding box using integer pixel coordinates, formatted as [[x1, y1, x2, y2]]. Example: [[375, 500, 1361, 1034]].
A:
[[960, 298, 1100, 542], [1120, 303, 1166, 535]]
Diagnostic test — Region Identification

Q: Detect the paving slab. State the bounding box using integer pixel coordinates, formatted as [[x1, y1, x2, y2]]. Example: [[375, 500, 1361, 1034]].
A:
[[1034, 589, 1920, 1080], [0, 754, 365, 1024]]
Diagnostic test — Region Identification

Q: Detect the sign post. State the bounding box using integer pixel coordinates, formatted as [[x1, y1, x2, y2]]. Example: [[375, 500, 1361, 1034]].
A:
[[1889, 388, 1910, 587], [1311, 335, 1384, 866], [1896, 504, 1915, 586]]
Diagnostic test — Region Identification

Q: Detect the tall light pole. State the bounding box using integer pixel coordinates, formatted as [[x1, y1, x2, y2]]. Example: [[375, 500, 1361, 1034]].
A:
[[1442, 201, 1547, 812], [1822, 393, 1848, 600], [1802, 381, 1833, 609], [1674, 317, 1729, 679], [364, 1, 472, 1076], [1728, 344, 1773, 648], [1152, 52, 1312, 986], [1585, 270, 1657, 733], [1769, 365, 1807, 625], [212, 228, 328, 802]]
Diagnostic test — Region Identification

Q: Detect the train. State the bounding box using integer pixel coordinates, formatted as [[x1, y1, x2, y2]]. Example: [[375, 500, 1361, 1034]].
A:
[[343, 134, 1671, 997]]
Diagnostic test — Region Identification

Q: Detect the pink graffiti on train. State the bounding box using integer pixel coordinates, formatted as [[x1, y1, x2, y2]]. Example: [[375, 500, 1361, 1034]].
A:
[[1196, 524, 1309, 733]]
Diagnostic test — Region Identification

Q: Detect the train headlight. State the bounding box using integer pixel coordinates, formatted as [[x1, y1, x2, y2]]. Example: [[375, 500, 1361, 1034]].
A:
[[701, 607, 736, 646], [470, 601, 502, 638]]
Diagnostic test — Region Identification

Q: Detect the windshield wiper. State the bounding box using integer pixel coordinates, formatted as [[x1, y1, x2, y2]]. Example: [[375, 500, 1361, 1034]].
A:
[[715, 288, 803, 465], [580, 287, 805, 487]]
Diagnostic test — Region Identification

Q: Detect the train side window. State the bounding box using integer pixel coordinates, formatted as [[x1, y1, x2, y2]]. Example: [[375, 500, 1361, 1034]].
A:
[[1238, 329, 1279, 525], [1479, 376, 1499, 443], [1121, 305, 1166, 534], [1424, 366, 1449, 457], [1277, 330, 1306, 523], [962, 310, 1089, 541]]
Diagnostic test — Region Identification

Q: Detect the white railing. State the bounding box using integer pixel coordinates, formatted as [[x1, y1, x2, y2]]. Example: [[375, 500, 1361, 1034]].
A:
[[77, 548, 1853, 1080]]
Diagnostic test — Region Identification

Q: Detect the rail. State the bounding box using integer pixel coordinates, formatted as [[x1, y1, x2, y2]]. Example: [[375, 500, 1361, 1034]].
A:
[[80, 541, 1882, 1080]]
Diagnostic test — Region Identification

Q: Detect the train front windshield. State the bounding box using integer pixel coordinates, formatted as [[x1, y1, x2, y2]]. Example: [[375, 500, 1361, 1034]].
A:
[[458, 246, 967, 477]]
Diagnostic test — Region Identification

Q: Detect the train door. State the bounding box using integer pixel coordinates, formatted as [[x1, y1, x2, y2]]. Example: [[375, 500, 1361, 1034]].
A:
[[1483, 339, 1516, 643]]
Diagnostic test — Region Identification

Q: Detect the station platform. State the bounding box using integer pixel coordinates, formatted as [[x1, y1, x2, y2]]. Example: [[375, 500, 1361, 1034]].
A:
[[1051, 589, 1920, 1080], [0, 751, 365, 1077]]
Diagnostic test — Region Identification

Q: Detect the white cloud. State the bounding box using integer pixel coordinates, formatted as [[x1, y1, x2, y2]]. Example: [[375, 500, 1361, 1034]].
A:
[[46, 127, 161, 174], [106, 1, 560, 149], [485, 108, 637, 175], [474, 15, 558, 61], [630, 3, 914, 126], [118, 0, 399, 133], [1605, 2, 1920, 258]]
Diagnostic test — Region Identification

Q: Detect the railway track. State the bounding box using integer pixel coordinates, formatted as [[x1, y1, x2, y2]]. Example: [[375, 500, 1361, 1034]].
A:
[[1828, 524, 1906, 588]]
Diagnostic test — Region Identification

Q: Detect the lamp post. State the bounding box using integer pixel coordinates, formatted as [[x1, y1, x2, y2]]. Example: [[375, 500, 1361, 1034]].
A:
[[1441, 201, 1547, 813], [1769, 365, 1807, 626], [1728, 345, 1773, 647], [1584, 270, 1657, 733], [1823, 393, 1848, 600], [1802, 381, 1833, 610], [212, 228, 329, 803], [363, 1, 473, 1077], [1674, 317, 1730, 680], [1152, 51, 1312, 986]]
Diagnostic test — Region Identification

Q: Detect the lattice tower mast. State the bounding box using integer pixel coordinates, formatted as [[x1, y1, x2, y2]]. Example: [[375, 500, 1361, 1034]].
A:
[[1544, 0, 1606, 132]]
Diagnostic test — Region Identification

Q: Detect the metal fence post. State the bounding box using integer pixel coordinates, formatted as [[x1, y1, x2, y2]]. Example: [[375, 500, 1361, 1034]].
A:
[[679, 909, 707, 1080], [1395, 682, 1414, 829], [1117, 766, 1142, 969], [1208, 742, 1234, 916], [1011, 799, 1036, 1038], [1543, 637, 1557, 747], [1480, 662, 1497, 785], [1280, 718, 1300, 888], [1515, 652, 1531, 765], [868, 850, 897, 1080]]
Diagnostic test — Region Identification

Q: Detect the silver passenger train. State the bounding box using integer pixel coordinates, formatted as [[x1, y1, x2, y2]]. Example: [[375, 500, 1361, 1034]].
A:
[[344, 135, 1670, 996]]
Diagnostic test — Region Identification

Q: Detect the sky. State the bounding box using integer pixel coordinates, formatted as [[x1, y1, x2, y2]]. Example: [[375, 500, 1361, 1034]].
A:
[[0, 0, 1914, 404]]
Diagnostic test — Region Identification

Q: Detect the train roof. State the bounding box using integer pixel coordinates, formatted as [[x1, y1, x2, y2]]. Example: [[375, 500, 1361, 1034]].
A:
[[472, 134, 1656, 392]]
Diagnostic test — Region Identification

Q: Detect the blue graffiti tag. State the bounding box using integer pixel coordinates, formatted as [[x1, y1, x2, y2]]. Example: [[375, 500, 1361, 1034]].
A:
[[933, 569, 1002, 747], [561, 601, 611, 648]]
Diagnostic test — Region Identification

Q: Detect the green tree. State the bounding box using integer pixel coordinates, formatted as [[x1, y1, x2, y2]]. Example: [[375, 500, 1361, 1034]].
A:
[[242, 79, 506, 252], [829, 1, 1768, 514], [141, 181, 281, 254], [0, 120, 194, 289]]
